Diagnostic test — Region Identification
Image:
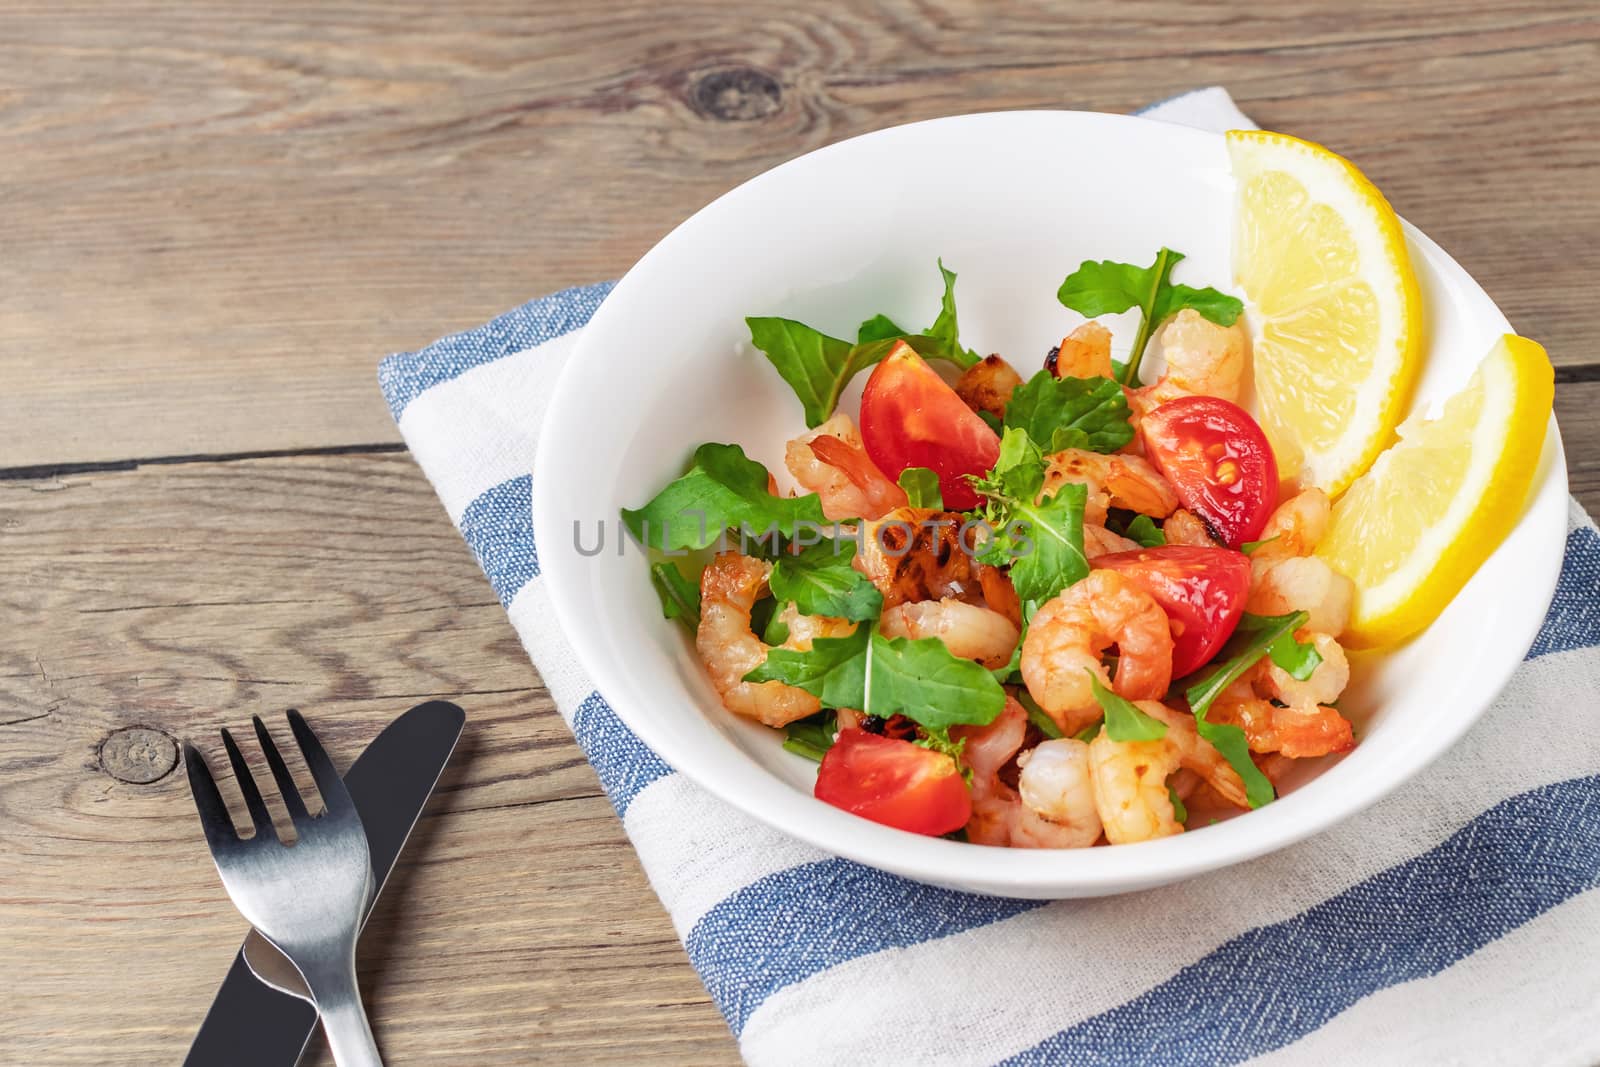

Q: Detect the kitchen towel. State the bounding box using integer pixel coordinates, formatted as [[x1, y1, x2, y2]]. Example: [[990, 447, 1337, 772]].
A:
[[378, 88, 1600, 1066]]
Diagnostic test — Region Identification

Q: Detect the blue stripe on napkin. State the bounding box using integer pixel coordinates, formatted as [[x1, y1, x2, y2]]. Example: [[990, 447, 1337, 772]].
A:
[[1001, 773, 1600, 1066], [1527, 524, 1600, 659], [685, 858, 1044, 1034], [378, 279, 614, 419], [572, 691, 675, 816], [459, 474, 539, 606]]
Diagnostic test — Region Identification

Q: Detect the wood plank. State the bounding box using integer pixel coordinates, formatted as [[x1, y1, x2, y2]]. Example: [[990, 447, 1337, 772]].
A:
[[1556, 379, 1600, 516], [0, 453, 738, 1065], [3, 0, 1598, 465]]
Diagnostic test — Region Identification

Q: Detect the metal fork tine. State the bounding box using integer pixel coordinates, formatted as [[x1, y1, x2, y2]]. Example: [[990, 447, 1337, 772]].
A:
[[183, 743, 238, 851], [251, 715, 311, 824], [220, 728, 274, 839], [285, 708, 351, 816]]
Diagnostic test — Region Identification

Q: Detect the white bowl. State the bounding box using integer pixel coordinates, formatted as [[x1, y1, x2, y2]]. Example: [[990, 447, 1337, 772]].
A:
[[533, 110, 1567, 898]]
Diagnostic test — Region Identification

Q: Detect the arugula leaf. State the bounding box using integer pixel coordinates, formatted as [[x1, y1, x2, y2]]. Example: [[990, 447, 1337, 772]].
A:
[[751, 596, 786, 644], [769, 540, 883, 622], [1168, 786, 1188, 825], [1015, 690, 1064, 740], [977, 409, 1004, 434], [622, 443, 827, 551], [1073, 719, 1104, 742], [1003, 370, 1135, 454], [1183, 611, 1315, 718], [969, 428, 1089, 605], [897, 467, 943, 510], [1057, 248, 1244, 386], [747, 321, 964, 427], [1197, 717, 1275, 809], [1239, 534, 1279, 555], [925, 259, 982, 369], [1124, 514, 1166, 548], [747, 628, 1005, 731], [857, 314, 906, 344], [783, 709, 837, 762], [649, 562, 701, 630], [1087, 672, 1168, 742]]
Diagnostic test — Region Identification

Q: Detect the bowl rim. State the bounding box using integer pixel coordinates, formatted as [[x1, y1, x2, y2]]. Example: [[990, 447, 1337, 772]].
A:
[[532, 108, 1568, 897]]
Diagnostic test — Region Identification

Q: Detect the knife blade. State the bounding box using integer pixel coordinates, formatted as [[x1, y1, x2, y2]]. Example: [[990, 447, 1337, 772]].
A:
[[184, 700, 467, 1067]]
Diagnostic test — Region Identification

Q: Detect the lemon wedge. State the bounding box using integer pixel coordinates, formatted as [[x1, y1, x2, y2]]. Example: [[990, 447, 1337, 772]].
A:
[[1228, 129, 1424, 496], [1316, 335, 1553, 648]]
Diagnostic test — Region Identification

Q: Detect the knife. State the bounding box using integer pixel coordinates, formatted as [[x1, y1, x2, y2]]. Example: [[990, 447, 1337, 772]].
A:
[[184, 700, 467, 1067]]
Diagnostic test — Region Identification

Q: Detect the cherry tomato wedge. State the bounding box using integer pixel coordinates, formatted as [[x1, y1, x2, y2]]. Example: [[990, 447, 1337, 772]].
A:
[[1093, 545, 1252, 677], [1141, 396, 1279, 548], [815, 728, 972, 836], [860, 341, 1000, 510]]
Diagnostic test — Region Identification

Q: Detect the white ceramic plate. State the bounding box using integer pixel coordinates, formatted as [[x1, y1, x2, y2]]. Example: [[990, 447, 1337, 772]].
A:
[[533, 110, 1566, 898]]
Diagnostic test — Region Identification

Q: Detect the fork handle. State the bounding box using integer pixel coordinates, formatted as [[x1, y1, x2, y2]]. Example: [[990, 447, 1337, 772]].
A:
[[301, 952, 383, 1067]]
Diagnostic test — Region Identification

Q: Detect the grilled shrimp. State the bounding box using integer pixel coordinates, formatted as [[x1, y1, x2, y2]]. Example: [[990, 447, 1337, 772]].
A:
[[1248, 555, 1355, 638], [1258, 631, 1350, 709], [1020, 570, 1174, 735], [1207, 634, 1353, 758], [1164, 509, 1221, 548], [879, 598, 1020, 669], [1041, 449, 1180, 526], [1253, 489, 1331, 562], [1084, 523, 1141, 559], [697, 553, 844, 728], [955, 354, 1024, 419], [1048, 321, 1114, 381], [1131, 308, 1248, 409], [856, 507, 1016, 621], [1089, 701, 1249, 844], [785, 413, 906, 521], [955, 698, 1098, 848]]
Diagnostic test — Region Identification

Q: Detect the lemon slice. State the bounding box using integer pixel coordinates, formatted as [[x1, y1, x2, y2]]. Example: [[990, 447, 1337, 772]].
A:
[[1228, 129, 1424, 496], [1316, 335, 1553, 648]]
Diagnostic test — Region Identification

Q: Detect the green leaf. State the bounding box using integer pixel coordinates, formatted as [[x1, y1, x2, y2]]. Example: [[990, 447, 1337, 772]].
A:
[[1015, 690, 1063, 740], [969, 429, 1089, 605], [1265, 627, 1323, 679], [1087, 672, 1168, 742], [650, 562, 701, 629], [1003, 371, 1135, 455], [622, 443, 827, 552], [752, 596, 787, 645], [1239, 534, 1279, 554], [857, 314, 906, 344], [1056, 248, 1243, 386], [926, 259, 982, 369], [977, 409, 1004, 434], [782, 709, 837, 762], [746, 627, 1005, 732], [1183, 611, 1312, 718], [1072, 719, 1104, 742], [896, 467, 943, 510], [1124, 514, 1166, 548], [1168, 786, 1188, 825], [1196, 718, 1275, 809], [769, 540, 883, 622]]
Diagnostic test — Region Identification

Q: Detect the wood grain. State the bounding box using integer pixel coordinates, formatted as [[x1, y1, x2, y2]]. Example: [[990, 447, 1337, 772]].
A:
[[0, 454, 738, 1065], [2, 0, 1597, 467]]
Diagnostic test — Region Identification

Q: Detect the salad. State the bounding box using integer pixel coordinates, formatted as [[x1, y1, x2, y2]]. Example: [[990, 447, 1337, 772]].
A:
[[623, 131, 1553, 847]]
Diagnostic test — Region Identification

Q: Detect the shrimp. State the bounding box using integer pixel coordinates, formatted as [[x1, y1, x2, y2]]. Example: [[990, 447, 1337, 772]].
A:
[[1047, 321, 1114, 381], [777, 601, 858, 649], [697, 553, 842, 728], [1084, 523, 1140, 559], [954, 698, 1097, 848], [1252, 489, 1331, 562], [1131, 308, 1248, 410], [879, 598, 1020, 669], [1164, 508, 1221, 548], [1248, 555, 1355, 638], [1257, 631, 1350, 710], [1015, 739, 1103, 848], [1020, 570, 1174, 735], [1041, 449, 1180, 526], [955, 354, 1024, 419], [855, 507, 1010, 615], [785, 413, 906, 521], [1209, 680, 1354, 760], [1088, 700, 1249, 844]]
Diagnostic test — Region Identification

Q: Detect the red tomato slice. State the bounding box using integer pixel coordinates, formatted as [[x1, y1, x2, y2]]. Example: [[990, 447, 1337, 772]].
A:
[[814, 728, 972, 836], [1141, 396, 1279, 548], [860, 341, 1000, 510], [1093, 545, 1252, 677]]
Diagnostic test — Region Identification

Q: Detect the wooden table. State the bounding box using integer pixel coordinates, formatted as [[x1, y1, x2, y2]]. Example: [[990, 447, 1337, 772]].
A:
[[3, 3, 1597, 1063]]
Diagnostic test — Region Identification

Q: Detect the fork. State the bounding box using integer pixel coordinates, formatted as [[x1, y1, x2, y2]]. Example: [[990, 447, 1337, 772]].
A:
[[184, 710, 382, 1067]]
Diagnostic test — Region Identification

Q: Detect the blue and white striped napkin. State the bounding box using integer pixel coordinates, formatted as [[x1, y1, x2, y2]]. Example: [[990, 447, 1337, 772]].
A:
[[379, 88, 1600, 1066]]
